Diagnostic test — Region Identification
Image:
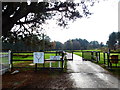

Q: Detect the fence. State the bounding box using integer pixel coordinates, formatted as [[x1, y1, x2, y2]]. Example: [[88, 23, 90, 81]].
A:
[[103, 52, 120, 68], [0, 50, 11, 75], [82, 51, 100, 63], [10, 51, 67, 71]]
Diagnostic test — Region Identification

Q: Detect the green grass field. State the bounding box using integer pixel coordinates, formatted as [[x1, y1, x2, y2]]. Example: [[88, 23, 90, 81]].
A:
[[13, 53, 56, 60], [1, 52, 9, 64]]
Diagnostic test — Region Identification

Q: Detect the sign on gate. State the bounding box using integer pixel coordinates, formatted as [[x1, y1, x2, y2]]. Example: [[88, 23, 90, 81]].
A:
[[33, 52, 44, 63], [50, 56, 61, 67], [50, 56, 61, 60]]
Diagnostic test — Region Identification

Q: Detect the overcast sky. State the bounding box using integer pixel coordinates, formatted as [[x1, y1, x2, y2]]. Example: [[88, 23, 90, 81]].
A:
[[43, 0, 118, 44]]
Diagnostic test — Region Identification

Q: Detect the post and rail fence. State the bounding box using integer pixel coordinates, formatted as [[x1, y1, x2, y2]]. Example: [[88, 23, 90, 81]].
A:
[[103, 51, 120, 68], [1, 50, 119, 74], [81, 51, 101, 63]]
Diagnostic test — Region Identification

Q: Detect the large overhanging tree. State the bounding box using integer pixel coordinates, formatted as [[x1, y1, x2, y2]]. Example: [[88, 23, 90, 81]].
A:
[[2, 0, 98, 39]]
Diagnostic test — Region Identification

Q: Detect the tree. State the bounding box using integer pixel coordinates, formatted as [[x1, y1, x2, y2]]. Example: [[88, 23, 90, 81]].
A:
[[2, 1, 96, 38], [2, 33, 52, 51], [72, 40, 81, 50], [117, 32, 120, 45], [107, 32, 117, 50], [51, 41, 56, 50], [63, 40, 73, 50], [89, 41, 99, 49], [100, 42, 104, 47], [82, 39, 89, 49], [55, 41, 63, 50], [63, 38, 100, 50]]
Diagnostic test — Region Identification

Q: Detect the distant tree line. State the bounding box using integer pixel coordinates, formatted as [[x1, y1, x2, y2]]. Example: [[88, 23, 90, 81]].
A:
[[2, 34, 54, 51], [2, 35, 105, 51], [3, 31, 120, 51], [53, 38, 104, 50], [107, 32, 120, 50]]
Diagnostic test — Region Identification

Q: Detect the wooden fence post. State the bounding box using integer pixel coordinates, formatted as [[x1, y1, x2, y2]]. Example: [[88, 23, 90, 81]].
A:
[[61, 52, 64, 70], [72, 51, 73, 60], [56, 51, 58, 56], [99, 52, 100, 61], [91, 52, 93, 60], [107, 52, 110, 68], [96, 52, 98, 63], [11, 51, 13, 69], [82, 51, 84, 61], [103, 52, 105, 64], [35, 63, 37, 71]]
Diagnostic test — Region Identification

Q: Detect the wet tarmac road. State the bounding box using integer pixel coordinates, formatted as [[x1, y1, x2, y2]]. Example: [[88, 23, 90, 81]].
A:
[[67, 54, 120, 88]]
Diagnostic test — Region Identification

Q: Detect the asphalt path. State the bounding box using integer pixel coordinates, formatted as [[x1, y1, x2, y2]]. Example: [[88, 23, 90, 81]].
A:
[[67, 54, 120, 89]]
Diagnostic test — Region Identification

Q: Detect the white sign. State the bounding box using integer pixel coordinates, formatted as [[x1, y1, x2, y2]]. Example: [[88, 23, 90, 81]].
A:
[[50, 56, 61, 60], [33, 52, 44, 63], [50, 56, 61, 68]]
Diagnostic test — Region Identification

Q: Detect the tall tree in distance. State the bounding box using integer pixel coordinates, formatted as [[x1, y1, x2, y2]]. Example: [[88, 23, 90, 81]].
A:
[[107, 32, 117, 50], [55, 41, 63, 50], [117, 32, 120, 46], [89, 41, 99, 49]]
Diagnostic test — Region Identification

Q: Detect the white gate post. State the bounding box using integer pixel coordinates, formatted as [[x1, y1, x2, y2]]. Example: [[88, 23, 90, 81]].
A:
[[58, 61, 60, 67], [8, 50, 11, 69], [50, 62, 52, 67]]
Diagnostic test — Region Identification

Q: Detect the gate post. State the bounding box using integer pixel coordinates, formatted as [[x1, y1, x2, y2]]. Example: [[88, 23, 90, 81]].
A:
[[99, 52, 100, 61], [107, 52, 110, 68], [82, 51, 84, 61], [35, 63, 37, 71], [96, 52, 98, 63], [103, 52, 106, 64], [10, 51, 13, 70], [61, 52, 64, 70], [91, 51, 93, 60], [8, 50, 12, 71], [72, 51, 73, 60]]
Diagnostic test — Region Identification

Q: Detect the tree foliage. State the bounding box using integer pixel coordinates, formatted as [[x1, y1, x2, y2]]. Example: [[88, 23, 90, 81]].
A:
[[63, 38, 102, 50], [2, 34, 53, 51], [107, 32, 117, 50], [55, 41, 63, 50], [117, 32, 120, 45], [2, 1, 102, 51], [2, 1, 96, 38], [107, 32, 120, 50]]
